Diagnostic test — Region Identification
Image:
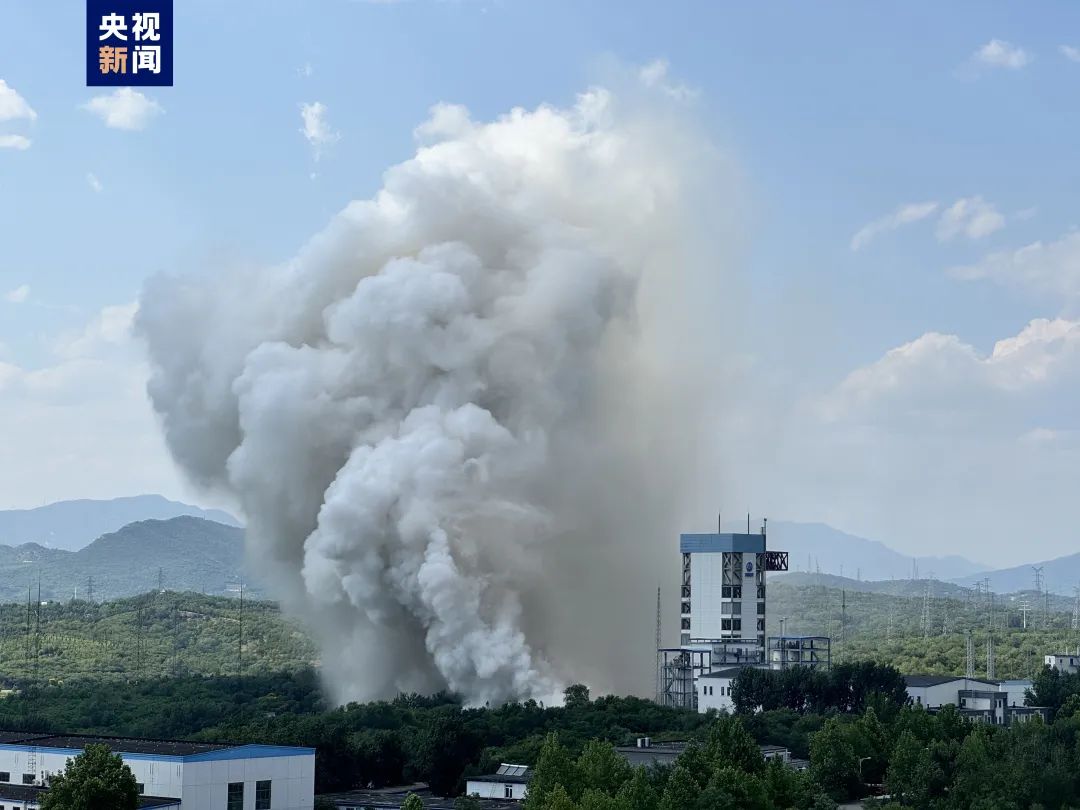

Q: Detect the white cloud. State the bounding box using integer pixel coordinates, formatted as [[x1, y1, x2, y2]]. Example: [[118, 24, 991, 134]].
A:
[[0, 79, 36, 123], [0, 80, 35, 150], [86, 172, 103, 193], [950, 230, 1080, 299], [82, 88, 163, 130], [638, 59, 698, 101], [4, 285, 30, 304], [974, 39, 1031, 69], [0, 303, 187, 508], [299, 101, 339, 158], [1060, 45, 1080, 63], [0, 134, 31, 150], [850, 201, 939, 251], [936, 195, 1005, 241], [299, 62, 314, 78]]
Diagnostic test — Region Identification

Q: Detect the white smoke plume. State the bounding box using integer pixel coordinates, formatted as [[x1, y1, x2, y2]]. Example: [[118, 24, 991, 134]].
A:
[[138, 81, 739, 705]]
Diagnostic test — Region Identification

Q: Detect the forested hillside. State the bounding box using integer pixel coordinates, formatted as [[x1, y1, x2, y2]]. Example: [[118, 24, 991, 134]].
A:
[[0, 590, 314, 681]]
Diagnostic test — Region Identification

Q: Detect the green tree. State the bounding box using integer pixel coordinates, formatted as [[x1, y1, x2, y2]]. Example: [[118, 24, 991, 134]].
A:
[[885, 731, 940, 809], [524, 733, 582, 809], [576, 740, 631, 795], [658, 765, 699, 810], [578, 788, 621, 810], [697, 765, 769, 810], [453, 796, 482, 810], [402, 794, 424, 810], [409, 713, 480, 797], [809, 717, 859, 801], [705, 715, 764, 774], [614, 767, 658, 810], [851, 706, 890, 785], [40, 744, 139, 810], [542, 784, 577, 810], [564, 684, 591, 708]]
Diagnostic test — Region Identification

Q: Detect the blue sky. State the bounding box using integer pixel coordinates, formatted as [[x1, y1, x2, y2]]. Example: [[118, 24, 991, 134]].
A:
[[3, 0, 1080, 567]]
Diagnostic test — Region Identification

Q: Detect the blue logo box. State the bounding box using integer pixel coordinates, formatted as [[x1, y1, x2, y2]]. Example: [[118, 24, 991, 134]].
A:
[[87, 0, 173, 86]]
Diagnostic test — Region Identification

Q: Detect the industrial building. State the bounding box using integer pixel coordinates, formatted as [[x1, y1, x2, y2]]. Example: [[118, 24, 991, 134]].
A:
[[903, 676, 1048, 726], [657, 520, 831, 711], [0, 732, 315, 810]]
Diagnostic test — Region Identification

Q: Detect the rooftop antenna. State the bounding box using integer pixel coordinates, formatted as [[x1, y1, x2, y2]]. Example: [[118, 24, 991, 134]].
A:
[[747, 512, 750, 534]]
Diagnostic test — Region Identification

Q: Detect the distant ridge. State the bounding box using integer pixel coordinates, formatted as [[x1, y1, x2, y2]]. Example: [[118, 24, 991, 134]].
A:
[[0, 515, 249, 603], [724, 520, 986, 581], [954, 551, 1080, 596], [0, 495, 240, 552]]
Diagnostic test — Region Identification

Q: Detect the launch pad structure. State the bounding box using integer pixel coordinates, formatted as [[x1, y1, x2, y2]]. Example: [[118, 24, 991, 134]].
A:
[[657, 519, 829, 710]]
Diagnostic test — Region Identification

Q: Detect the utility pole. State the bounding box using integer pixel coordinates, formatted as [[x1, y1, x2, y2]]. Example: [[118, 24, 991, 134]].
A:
[[1020, 599, 1031, 630]]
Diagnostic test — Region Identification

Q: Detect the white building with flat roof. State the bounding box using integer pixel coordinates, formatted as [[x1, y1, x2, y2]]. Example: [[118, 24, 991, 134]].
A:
[[0, 732, 315, 810], [1045, 654, 1080, 674]]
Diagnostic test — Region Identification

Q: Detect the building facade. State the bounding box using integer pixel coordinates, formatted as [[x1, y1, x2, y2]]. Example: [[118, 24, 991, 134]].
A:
[[658, 524, 795, 711], [904, 676, 1048, 726], [1045, 653, 1080, 674], [465, 765, 530, 801], [0, 733, 315, 810]]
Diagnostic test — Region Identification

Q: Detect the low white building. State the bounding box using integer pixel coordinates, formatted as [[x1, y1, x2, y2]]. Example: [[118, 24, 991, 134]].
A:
[[696, 666, 748, 713], [0, 732, 315, 810], [1045, 653, 1080, 674], [904, 676, 1047, 726], [465, 764, 529, 801]]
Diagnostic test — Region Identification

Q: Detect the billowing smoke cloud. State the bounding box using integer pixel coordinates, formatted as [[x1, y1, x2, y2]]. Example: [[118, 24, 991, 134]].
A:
[[138, 83, 740, 705]]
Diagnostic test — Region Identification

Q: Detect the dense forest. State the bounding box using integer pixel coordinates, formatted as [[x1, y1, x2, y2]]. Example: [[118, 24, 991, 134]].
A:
[[0, 591, 314, 680], [0, 585, 1078, 807]]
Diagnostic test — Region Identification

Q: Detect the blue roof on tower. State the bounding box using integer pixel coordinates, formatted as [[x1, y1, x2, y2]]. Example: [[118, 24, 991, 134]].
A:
[[680, 533, 765, 554]]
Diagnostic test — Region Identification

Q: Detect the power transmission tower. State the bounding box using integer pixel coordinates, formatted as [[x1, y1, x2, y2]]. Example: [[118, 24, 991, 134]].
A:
[[941, 593, 950, 636], [1032, 566, 1045, 629], [23, 585, 31, 675], [922, 580, 932, 638], [1072, 586, 1079, 631], [965, 631, 974, 678], [1019, 599, 1031, 630], [34, 574, 41, 681], [158, 568, 165, 594], [841, 589, 847, 648], [85, 577, 94, 604]]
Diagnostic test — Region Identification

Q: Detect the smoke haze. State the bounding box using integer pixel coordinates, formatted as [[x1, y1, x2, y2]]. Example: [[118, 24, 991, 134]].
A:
[[138, 80, 741, 705]]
